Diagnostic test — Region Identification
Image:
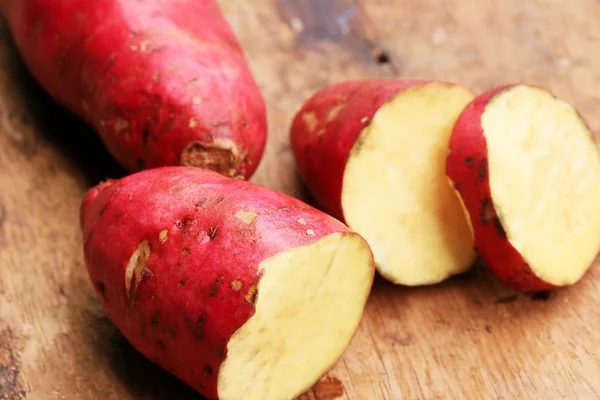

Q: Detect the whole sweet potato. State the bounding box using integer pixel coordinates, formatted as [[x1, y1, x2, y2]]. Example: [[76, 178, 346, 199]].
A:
[[1, 0, 267, 179], [80, 167, 375, 400]]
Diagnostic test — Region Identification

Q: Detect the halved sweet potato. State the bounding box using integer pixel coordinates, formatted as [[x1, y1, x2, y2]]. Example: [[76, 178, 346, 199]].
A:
[[81, 167, 375, 400], [291, 80, 476, 286], [447, 84, 600, 292]]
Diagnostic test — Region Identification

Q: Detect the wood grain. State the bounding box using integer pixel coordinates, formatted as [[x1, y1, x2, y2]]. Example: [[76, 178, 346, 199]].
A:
[[2, 0, 600, 399]]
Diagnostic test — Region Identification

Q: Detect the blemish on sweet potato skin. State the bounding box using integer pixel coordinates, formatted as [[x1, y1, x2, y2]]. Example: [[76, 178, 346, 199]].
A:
[[125, 240, 152, 304], [326, 103, 344, 123], [478, 198, 508, 240], [478, 159, 487, 183], [479, 198, 495, 223], [235, 210, 258, 224], [245, 284, 258, 305], [195, 198, 208, 208], [176, 216, 194, 230], [159, 229, 168, 243], [209, 275, 224, 296], [168, 324, 177, 337], [302, 111, 318, 133], [195, 312, 207, 341], [150, 311, 160, 330], [208, 226, 219, 239], [231, 279, 243, 291]]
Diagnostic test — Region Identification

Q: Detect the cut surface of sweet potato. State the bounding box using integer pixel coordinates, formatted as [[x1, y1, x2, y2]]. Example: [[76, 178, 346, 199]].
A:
[[218, 232, 373, 400], [482, 85, 600, 286], [341, 83, 476, 286]]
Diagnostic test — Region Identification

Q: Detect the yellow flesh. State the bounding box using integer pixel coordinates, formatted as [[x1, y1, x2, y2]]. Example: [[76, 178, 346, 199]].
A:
[[482, 85, 600, 285], [341, 83, 476, 286], [217, 233, 373, 400]]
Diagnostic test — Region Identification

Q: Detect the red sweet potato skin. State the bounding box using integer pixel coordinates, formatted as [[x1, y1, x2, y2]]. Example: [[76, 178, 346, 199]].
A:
[[446, 85, 555, 292], [290, 79, 426, 221], [1, 0, 267, 179], [80, 166, 355, 399]]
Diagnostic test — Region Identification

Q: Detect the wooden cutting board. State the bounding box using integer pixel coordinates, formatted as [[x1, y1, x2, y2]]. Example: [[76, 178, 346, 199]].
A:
[[2, 0, 600, 399]]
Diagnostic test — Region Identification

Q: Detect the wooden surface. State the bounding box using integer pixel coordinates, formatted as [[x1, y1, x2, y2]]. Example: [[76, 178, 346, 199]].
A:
[[2, 0, 600, 399]]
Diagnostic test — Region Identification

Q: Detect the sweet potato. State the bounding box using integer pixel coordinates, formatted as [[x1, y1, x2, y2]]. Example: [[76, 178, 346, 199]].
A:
[[1, 0, 267, 179], [80, 166, 375, 400], [290, 79, 476, 286], [447, 84, 600, 292]]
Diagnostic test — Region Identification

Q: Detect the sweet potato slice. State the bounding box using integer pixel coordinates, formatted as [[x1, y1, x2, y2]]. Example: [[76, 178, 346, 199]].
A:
[[291, 80, 476, 286], [447, 84, 600, 291]]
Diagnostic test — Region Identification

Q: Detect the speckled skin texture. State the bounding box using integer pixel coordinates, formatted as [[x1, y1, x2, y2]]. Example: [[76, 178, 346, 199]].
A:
[[446, 85, 555, 293], [289, 79, 425, 221], [1, 0, 267, 179], [80, 166, 355, 399]]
